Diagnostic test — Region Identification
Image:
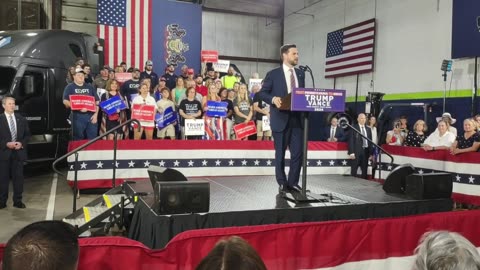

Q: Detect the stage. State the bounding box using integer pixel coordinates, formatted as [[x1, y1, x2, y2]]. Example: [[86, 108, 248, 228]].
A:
[[126, 174, 453, 249]]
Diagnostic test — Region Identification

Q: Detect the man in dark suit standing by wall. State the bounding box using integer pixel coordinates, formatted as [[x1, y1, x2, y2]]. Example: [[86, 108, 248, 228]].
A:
[[0, 96, 30, 208], [348, 113, 372, 179], [322, 117, 346, 142], [258, 44, 305, 193]]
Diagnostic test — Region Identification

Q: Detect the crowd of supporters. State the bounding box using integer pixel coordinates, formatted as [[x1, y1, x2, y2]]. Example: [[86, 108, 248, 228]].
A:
[[62, 58, 270, 141]]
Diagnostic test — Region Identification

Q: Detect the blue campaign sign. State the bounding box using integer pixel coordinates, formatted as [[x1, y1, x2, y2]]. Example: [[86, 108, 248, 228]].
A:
[[155, 107, 177, 128], [206, 101, 227, 117], [99, 95, 127, 116], [291, 88, 346, 112]]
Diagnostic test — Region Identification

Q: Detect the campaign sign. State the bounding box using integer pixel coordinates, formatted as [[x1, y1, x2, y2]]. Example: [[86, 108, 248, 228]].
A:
[[99, 95, 127, 116], [213, 60, 230, 73], [184, 119, 205, 136], [155, 107, 177, 128], [206, 101, 228, 117], [201, 50, 218, 63], [233, 120, 257, 140], [131, 104, 156, 122], [69, 95, 96, 112], [249, 78, 263, 92], [262, 116, 271, 131], [115, 73, 132, 83], [291, 88, 346, 112]]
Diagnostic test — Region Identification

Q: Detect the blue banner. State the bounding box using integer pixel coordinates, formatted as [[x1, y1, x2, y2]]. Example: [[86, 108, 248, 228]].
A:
[[152, 0, 202, 73], [206, 101, 228, 117], [99, 95, 127, 116], [155, 107, 177, 128], [452, 1, 480, 58], [291, 88, 346, 112]]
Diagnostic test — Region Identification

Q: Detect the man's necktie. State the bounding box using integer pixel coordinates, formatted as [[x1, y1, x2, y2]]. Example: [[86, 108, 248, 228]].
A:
[[289, 68, 295, 93], [361, 126, 367, 148], [9, 115, 16, 142]]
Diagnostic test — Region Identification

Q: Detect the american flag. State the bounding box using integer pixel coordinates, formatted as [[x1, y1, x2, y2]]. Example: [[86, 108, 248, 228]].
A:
[[325, 19, 376, 78], [97, 0, 151, 69]]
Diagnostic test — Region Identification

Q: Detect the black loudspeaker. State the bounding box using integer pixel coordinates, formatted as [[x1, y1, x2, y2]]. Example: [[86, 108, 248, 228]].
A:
[[405, 173, 453, 199], [153, 181, 210, 214], [383, 163, 415, 193], [148, 166, 187, 190]]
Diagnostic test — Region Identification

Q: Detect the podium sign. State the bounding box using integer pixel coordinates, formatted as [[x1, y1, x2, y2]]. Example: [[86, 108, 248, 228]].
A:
[[291, 88, 346, 112]]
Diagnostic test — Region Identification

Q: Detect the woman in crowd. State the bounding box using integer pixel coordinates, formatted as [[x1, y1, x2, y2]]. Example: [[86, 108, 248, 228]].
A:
[[227, 89, 236, 101], [386, 120, 405, 145], [404, 119, 427, 147], [172, 77, 186, 107], [179, 87, 203, 139], [367, 115, 378, 144], [131, 82, 156, 140], [435, 112, 457, 136], [219, 87, 234, 140], [156, 87, 176, 140], [474, 114, 480, 132], [66, 66, 75, 84], [233, 83, 253, 140], [450, 118, 480, 155], [202, 84, 224, 140], [214, 79, 222, 90], [99, 79, 129, 140], [422, 120, 456, 151]]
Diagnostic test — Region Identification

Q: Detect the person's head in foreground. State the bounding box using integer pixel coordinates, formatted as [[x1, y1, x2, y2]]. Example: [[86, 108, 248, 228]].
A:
[[196, 236, 267, 270], [2, 220, 79, 270], [413, 231, 480, 270]]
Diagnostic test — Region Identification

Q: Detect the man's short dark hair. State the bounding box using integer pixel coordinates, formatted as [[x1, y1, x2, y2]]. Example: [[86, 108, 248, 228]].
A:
[[280, 44, 297, 58], [3, 221, 79, 270]]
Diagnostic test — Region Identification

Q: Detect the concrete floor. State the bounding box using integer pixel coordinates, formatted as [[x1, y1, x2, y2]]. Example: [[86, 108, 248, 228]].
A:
[[0, 165, 98, 243]]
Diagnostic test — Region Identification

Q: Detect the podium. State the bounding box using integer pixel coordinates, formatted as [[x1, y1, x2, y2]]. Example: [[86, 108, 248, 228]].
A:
[[280, 88, 346, 203]]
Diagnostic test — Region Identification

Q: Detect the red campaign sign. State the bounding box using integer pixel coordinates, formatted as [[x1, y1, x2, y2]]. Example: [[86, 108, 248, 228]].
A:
[[233, 120, 257, 140], [115, 72, 132, 83], [201, 50, 218, 63], [69, 95, 96, 112], [131, 104, 156, 122]]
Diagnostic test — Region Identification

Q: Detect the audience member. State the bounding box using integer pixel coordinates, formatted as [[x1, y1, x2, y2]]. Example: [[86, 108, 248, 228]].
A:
[[108, 68, 115, 80], [140, 60, 159, 90], [219, 87, 234, 140], [322, 117, 346, 142], [422, 120, 455, 151], [412, 231, 480, 270], [474, 114, 480, 132], [75, 57, 84, 67], [180, 65, 189, 80], [131, 82, 156, 140], [227, 89, 236, 101], [172, 77, 187, 107], [195, 74, 208, 96], [63, 67, 99, 140], [99, 79, 128, 140], [82, 63, 93, 84], [179, 87, 203, 139], [156, 87, 176, 140], [154, 77, 168, 101], [163, 64, 178, 90], [2, 220, 79, 270], [404, 119, 427, 147], [214, 79, 223, 90], [450, 118, 480, 155], [435, 112, 457, 136], [221, 66, 237, 89], [120, 68, 141, 108], [187, 68, 195, 81], [66, 66, 75, 84], [195, 236, 267, 270], [204, 66, 215, 81], [119, 61, 127, 72], [367, 115, 378, 144], [399, 115, 409, 134], [253, 91, 271, 141], [93, 65, 109, 92], [386, 119, 405, 145], [233, 84, 253, 125]]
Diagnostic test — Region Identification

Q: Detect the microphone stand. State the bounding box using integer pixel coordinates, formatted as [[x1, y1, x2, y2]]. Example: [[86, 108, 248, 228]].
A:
[[342, 122, 394, 164]]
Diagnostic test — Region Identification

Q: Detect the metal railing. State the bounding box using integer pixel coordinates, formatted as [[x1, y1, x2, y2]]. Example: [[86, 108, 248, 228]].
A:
[[52, 119, 140, 213]]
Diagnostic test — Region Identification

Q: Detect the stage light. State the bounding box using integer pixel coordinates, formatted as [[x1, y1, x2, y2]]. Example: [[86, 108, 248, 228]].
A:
[[441, 59, 452, 72]]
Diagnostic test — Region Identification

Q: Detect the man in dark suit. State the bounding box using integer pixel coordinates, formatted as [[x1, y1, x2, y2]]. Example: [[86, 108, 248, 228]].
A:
[[258, 44, 305, 193], [322, 117, 346, 142], [0, 96, 30, 208], [348, 113, 373, 179]]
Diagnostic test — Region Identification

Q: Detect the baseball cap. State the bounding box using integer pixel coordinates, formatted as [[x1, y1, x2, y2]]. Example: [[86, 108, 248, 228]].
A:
[[75, 67, 85, 74], [160, 77, 166, 82], [146, 60, 153, 66], [187, 68, 194, 75]]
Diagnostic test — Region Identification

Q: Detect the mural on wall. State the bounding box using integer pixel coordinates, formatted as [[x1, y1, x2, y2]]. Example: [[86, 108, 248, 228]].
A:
[[164, 24, 190, 67]]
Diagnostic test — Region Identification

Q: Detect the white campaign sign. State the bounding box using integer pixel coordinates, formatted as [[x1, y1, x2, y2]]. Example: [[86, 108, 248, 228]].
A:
[[213, 60, 230, 73], [184, 119, 205, 136], [249, 78, 263, 92], [262, 115, 271, 131]]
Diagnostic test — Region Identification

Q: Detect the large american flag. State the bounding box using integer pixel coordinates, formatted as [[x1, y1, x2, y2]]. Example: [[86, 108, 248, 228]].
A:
[[97, 0, 151, 69], [325, 19, 376, 78]]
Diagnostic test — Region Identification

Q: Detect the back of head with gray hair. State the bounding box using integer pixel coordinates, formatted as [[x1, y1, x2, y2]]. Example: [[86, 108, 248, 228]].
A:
[[413, 231, 480, 270]]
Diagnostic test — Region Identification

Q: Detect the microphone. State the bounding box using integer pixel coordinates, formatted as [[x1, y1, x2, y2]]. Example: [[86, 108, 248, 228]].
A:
[[299, 65, 309, 71]]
